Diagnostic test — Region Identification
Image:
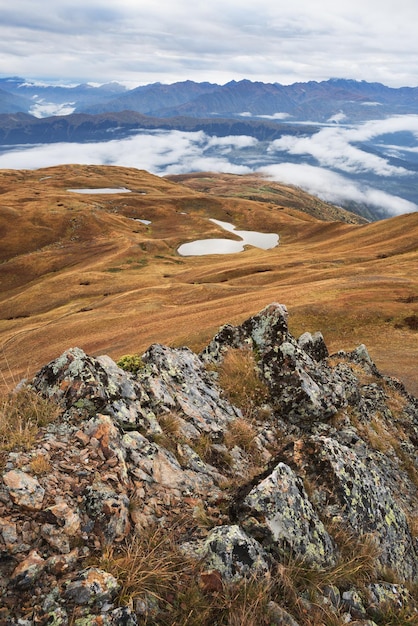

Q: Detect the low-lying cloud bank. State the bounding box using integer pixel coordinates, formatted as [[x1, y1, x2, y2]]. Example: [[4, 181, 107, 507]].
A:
[[0, 116, 417, 217], [268, 115, 418, 177], [259, 163, 416, 216]]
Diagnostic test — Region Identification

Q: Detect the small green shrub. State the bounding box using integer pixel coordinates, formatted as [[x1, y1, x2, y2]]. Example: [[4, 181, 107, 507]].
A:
[[117, 354, 145, 374]]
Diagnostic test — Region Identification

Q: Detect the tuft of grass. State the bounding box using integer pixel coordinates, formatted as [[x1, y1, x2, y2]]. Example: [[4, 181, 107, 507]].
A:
[[216, 347, 269, 420], [29, 453, 52, 475], [224, 417, 258, 454], [95, 520, 274, 625], [97, 524, 196, 609], [0, 388, 61, 468], [273, 526, 380, 624], [92, 517, 416, 626], [192, 433, 214, 463], [158, 412, 182, 438]]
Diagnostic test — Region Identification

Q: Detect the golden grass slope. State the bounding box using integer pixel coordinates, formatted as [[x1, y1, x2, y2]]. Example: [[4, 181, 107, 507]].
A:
[[0, 164, 417, 395]]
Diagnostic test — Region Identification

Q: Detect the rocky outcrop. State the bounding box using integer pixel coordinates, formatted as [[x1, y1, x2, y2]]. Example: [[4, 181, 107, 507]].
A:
[[1, 303, 417, 625]]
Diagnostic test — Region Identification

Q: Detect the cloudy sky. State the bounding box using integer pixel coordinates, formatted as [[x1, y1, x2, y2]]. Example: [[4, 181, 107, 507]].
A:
[[1, 0, 418, 87]]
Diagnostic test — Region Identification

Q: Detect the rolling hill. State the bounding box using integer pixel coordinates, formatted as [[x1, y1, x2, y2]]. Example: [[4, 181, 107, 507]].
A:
[[0, 164, 417, 395]]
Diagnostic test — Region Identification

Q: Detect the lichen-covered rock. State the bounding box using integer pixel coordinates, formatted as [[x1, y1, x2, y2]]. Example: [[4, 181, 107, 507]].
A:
[[366, 582, 414, 618], [63, 567, 120, 606], [201, 302, 347, 424], [139, 343, 241, 436], [278, 435, 418, 581], [83, 480, 131, 543], [30, 347, 160, 434], [298, 331, 329, 362], [236, 462, 336, 568], [202, 524, 270, 581], [1, 302, 418, 624], [341, 589, 368, 619], [10, 549, 46, 588], [70, 607, 138, 625], [3, 470, 45, 510]]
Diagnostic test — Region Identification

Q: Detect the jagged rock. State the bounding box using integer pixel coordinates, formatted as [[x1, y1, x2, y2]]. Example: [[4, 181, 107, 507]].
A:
[[267, 601, 301, 626], [83, 481, 131, 543], [30, 347, 160, 434], [278, 435, 418, 581], [298, 331, 329, 361], [236, 462, 336, 568], [139, 343, 241, 436], [3, 470, 45, 510], [63, 567, 120, 606], [366, 582, 413, 618], [10, 549, 46, 588], [46, 501, 82, 537], [1, 302, 417, 624], [341, 589, 368, 619], [202, 524, 270, 581], [202, 302, 347, 424], [46, 548, 80, 576]]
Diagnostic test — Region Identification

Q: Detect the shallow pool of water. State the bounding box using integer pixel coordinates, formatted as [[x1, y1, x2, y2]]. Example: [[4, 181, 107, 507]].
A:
[[132, 218, 152, 225], [67, 188, 132, 194], [178, 218, 279, 256]]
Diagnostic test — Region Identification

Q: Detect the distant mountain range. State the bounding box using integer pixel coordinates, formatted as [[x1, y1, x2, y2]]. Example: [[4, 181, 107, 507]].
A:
[[1, 76, 418, 122], [0, 77, 417, 223]]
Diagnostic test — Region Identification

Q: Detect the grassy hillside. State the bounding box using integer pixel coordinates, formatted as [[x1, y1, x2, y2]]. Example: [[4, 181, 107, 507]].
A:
[[0, 164, 417, 395]]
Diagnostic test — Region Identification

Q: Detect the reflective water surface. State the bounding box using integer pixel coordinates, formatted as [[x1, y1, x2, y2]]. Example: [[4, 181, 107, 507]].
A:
[[178, 218, 279, 256]]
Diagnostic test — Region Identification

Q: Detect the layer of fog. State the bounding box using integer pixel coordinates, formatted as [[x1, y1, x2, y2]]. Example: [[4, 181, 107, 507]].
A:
[[1, 115, 417, 216], [30, 101, 77, 118]]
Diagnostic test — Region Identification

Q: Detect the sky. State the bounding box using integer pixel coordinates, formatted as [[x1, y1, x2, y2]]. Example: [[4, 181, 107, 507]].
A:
[[1, 0, 418, 88]]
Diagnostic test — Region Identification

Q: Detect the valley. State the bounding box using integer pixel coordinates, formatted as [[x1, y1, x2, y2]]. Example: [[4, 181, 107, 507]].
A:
[[0, 164, 417, 395]]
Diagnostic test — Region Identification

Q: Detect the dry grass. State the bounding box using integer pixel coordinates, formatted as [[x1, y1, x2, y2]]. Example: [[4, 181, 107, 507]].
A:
[[92, 514, 416, 626], [97, 524, 195, 608], [95, 521, 273, 625], [29, 453, 52, 475], [216, 347, 270, 420], [273, 527, 381, 625], [0, 164, 417, 399], [152, 412, 186, 462], [224, 417, 258, 453], [0, 387, 61, 467]]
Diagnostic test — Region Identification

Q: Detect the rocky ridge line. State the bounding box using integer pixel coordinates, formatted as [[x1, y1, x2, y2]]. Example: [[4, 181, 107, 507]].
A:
[[0, 303, 418, 625]]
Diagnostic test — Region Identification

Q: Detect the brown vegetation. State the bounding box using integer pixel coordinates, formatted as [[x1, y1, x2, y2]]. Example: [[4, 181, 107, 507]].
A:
[[0, 164, 417, 395], [0, 387, 60, 467]]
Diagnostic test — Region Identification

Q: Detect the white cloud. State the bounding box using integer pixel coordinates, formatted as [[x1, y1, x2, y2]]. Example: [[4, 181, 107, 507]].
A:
[[0, 130, 253, 175], [327, 112, 347, 123], [260, 163, 417, 215], [1, 0, 418, 87], [257, 113, 292, 120], [29, 101, 76, 118], [268, 116, 418, 176], [0, 125, 416, 217]]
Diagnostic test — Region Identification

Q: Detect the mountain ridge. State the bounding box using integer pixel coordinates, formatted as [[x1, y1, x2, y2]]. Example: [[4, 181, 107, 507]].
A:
[[1, 76, 418, 121]]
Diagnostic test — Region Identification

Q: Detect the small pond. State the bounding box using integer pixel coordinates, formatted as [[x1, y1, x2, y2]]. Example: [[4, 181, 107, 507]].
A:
[[177, 218, 279, 256], [67, 188, 132, 194], [132, 218, 152, 225]]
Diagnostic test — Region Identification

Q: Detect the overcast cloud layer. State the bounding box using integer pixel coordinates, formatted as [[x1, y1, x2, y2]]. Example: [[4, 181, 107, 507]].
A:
[[1, 0, 418, 87], [1, 117, 416, 216]]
